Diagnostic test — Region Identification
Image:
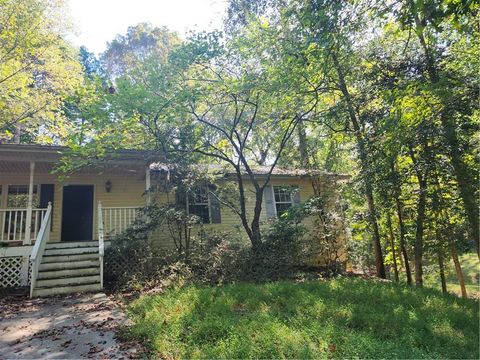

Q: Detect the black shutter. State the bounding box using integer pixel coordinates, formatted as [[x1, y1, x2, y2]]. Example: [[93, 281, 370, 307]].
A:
[[40, 184, 54, 230], [40, 184, 54, 208], [175, 185, 187, 210]]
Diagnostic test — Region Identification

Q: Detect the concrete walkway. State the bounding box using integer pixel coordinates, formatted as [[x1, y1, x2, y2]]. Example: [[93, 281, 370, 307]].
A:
[[0, 292, 141, 359]]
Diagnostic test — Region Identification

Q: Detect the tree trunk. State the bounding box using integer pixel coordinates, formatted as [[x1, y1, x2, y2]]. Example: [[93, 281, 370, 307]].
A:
[[395, 193, 412, 284], [408, 143, 428, 288], [413, 175, 427, 287], [236, 172, 261, 250], [409, 4, 479, 257], [448, 237, 468, 298], [441, 119, 479, 258], [437, 249, 447, 294], [387, 212, 399, 282], [332, 51, 385, 278], [297, 122, 310, 169], [249, 190, 265, 253], [14, 124, 22, 143]]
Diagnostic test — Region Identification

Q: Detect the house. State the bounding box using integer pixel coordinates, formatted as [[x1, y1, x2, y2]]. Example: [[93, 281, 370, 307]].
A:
[[0, 144, 348, 297]]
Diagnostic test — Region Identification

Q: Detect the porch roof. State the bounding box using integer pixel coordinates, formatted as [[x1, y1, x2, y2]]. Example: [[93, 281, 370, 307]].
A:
[[0, 144, 158, 162], [0, 144, 165, 176]]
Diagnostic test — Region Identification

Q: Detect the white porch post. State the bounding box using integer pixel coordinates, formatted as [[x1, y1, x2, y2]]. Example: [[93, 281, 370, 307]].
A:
[[23, 161, 35, 245], [145, 166, 151, 206]]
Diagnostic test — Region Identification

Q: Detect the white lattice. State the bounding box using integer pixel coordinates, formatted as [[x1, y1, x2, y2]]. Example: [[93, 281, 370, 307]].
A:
[[0, 257, 23, 287], [105, 254, 136, 277]]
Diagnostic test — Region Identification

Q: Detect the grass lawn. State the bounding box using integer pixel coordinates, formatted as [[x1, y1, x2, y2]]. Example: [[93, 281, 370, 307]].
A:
[[424, 253, 480, 298], [126, 278, 479, 359]]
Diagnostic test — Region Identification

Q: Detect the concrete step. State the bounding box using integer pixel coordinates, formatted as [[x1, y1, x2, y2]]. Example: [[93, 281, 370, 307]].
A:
[[45, 241, 99, 249], [32, 283, 102, 298], [41, 253, 98, 263], [44, 247, 98, 256], [39, 259, 100, 271], [38, 267, 100, 280], [36, 274, 101, 288]]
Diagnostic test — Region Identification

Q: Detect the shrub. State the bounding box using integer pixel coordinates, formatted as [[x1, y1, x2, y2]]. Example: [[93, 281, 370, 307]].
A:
[[105, 192, 347, 290]]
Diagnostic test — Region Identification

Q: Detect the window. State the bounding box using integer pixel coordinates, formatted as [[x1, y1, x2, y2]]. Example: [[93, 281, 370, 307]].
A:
[[7, 185, 39, 208], [188, 186, 210, 224], [273, 186, 296, 217]]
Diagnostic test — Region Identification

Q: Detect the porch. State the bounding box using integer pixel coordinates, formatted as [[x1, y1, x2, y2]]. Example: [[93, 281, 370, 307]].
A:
[[0, 144, 155, 295]]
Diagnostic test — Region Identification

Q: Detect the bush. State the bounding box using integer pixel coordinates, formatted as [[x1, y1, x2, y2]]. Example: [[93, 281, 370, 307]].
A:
[[105, 194, 346, 290], [189, 231, 248, 284]]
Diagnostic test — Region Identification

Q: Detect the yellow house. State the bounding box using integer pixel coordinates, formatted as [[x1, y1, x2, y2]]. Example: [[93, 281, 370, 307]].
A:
[[0, 144, 348, 297]]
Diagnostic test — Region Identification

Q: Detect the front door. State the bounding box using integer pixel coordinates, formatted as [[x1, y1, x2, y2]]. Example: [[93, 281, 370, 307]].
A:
[[61, 185, 94, 242]]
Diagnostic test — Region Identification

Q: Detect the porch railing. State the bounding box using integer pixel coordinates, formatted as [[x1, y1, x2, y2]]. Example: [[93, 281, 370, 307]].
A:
[[97, 202, 104, 289], [0, 208, 48, 243], [101, 206, 139, 240], [30, 203, 52, 298]]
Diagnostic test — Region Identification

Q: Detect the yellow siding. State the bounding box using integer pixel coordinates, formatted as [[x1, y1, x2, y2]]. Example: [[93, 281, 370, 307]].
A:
[[0, 167, 347, 266], [149, 177, 347, 267], [0, 170, 147, 242]]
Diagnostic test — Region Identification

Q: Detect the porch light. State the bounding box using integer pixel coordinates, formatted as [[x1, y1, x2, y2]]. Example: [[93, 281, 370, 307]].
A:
[[105, 180, 112, 193]]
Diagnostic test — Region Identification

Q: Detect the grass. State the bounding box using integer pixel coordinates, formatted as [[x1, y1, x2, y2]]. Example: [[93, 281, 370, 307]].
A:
[[424, 253, 480, 297], [126, 278, 479, 359]]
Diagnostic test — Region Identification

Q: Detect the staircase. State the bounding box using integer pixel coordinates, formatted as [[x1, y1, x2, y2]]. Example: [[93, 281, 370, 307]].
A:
[[31, 241, 102, 297]]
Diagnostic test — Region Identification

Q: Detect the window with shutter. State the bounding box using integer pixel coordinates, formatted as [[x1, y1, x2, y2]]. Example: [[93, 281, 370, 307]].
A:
[[188, 185, 211, 224], [273, 185, 300, 218]]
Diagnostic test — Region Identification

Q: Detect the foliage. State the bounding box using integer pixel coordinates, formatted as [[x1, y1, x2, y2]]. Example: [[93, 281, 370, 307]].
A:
[[127, 278, 480, 359], [424, 252, 480, 298], [100, 23, 181, 79], [0, 0, 83, 143], [21, 0, 477, 289], [105, 190, 346, 288]]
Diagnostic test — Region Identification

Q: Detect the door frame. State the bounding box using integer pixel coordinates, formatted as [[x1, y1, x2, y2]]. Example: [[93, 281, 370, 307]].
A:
[[60, 184, 96, 242]]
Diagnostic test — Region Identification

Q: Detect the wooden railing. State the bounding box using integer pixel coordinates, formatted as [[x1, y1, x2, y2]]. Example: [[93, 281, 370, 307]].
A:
[[29, 203, 52, 298], [0, 208, 47, 243], [97, 202, 104, 289], [101, 206, 139, 240]]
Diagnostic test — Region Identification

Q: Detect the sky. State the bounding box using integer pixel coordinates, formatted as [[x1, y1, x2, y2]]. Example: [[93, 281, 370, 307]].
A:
[[67, 0, 228, 55]]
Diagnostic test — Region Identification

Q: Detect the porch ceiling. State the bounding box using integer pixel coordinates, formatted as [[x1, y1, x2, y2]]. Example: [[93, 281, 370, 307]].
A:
[[0, 161, 53, 174]]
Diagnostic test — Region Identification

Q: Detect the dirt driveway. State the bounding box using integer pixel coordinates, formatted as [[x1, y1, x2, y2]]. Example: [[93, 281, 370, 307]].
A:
[[0, 292, 141, 359]]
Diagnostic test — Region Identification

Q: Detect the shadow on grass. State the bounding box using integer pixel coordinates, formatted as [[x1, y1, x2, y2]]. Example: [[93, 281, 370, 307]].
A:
[[128, 278, 479, 359]]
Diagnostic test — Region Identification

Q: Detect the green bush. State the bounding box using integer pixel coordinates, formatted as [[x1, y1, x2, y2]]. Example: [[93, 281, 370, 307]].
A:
[[105, 196, 346, 289]]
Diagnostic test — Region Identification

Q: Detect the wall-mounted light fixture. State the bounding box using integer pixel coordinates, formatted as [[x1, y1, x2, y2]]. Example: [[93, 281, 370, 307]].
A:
[[105, 180, 112, 193]]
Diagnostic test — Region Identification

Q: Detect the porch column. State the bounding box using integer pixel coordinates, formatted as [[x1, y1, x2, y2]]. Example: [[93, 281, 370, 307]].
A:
[[23, 161, 35, 245], [145, 166, 151, 205]]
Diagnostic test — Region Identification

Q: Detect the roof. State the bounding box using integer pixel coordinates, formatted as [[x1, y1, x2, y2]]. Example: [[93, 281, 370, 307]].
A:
[[0, 144, 349, 180], [150, 162, 350, 180], [0, 143, 160, 163]]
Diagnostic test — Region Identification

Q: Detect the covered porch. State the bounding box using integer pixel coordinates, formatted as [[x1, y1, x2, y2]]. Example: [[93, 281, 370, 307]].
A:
[[0, 144, 157, 291]]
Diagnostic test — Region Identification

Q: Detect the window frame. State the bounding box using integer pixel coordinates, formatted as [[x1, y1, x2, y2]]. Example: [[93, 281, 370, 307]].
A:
[[6, 184, 39, 208], [187, 185, 212, 224], [272, 185, 295, 218]]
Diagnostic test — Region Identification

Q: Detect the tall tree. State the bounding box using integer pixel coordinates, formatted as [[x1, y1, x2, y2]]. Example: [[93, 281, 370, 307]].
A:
[[0, 0, 83, 143], [394, 0, 480, 257]]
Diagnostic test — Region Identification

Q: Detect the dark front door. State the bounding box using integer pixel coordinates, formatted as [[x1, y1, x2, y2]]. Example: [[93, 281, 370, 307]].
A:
[[61, 185, 94, 242]]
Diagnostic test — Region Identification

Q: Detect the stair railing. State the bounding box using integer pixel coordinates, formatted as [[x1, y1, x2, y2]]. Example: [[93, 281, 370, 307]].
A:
[[29, 202, 52, 298], [98, 201, 104, 288]]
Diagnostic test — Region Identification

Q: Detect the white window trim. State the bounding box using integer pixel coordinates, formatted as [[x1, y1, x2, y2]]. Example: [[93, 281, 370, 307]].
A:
[[272, 185, 295, 217], [187, 186, 212, 224], [6, 184, 39, 208]]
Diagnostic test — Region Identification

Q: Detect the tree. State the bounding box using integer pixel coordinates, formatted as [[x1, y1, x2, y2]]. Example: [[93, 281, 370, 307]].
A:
[[392, 0, 480, 257], [0, 0, 83, 143], [173, 27, 323, 251], [101, 23, 181, 80]]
